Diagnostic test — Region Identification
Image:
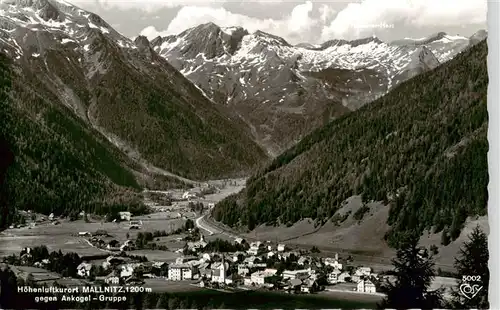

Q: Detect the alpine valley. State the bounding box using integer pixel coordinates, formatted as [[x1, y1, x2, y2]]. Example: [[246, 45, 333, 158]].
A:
[[0, 0, 488, 260], [214, 39, 488, 264], [0, 0, 270, 224], [151, 24, 486, 155]]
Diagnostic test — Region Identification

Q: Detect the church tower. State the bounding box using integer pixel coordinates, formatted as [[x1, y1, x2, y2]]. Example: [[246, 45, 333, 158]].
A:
[[220, 254, 226, 283]]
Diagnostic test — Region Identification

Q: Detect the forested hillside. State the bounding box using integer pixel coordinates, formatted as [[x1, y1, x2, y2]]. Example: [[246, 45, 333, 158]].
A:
[[0, 53, 145, 228], [0, 1, 270, 182], [91, 52, 269, 180], [213, 40, 488, 247]]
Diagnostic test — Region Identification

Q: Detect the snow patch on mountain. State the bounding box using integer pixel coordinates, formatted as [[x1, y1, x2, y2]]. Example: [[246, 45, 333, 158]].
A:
[[146, 23, 479, 153]]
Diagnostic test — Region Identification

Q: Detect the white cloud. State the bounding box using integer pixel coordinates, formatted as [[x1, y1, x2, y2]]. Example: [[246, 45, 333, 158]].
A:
[[318, 4, 336, 24], [140, 26, 169, 39], [141, 3, 322, 44], [70, 0, 277, 12], [287, 1, 315, 33], [320, 0, 487, 41], [135, 0, 486, 44], [72, 0, 204, 8]]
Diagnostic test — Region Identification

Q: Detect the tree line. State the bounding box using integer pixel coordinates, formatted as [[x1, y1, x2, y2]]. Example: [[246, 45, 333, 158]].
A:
[[213, 40, 488, 247], [378, 226, 489, 309], [0, 53, 147, 229]]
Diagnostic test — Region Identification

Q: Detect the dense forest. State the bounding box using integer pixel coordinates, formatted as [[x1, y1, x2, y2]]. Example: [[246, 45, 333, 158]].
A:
[[213, 40, 488, 247], [0, 53, 145, 228], [93, 54, 270, 180]]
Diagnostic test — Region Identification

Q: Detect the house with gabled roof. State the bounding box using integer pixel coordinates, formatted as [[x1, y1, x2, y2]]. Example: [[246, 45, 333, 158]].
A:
[[357, 279, 377, 293]]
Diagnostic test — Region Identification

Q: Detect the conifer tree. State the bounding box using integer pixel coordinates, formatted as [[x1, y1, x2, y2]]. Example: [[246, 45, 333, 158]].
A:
[[449, 225, 489, 309], [378, 232, 443, 309]]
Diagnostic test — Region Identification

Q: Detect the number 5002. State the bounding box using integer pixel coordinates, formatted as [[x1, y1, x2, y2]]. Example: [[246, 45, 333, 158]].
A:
[[462, 275, 481, 282]]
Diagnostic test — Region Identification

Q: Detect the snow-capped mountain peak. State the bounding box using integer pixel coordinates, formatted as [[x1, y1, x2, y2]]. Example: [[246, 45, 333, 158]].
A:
[[148, 22, 483, 154], [392, 31, 468, 47]]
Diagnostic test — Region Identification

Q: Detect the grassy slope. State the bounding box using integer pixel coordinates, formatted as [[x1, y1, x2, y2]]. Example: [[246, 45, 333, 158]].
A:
[[213, 40, 488, 247], [0, 53, 143, 225]]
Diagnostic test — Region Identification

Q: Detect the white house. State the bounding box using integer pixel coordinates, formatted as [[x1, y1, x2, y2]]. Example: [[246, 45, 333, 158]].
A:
[[243, 256, 257, 265], [234, 238, 244, 244], [356, 267, 372, 276], [77, 262, 92, 277], [201, 253, 212, 262], [282, 269, 310, 280], [168, 264, 196, 281], [249, 241, 262, 248], [249, 269, 277, 286], [107, 240, 120, 251], [352, 267, 372, 282], [328, 269, 342, 284], [187, 235, 208, 251], [301, 279, 318, 293], [357, 279, 376, 293], [152, 261, 166, 268], [338, 271, 351, 283], [129, 220, 142, 226], [105, 275, 120, 285], [168, 265, 183, 281], [297, 257, 308, 266], [182, 191, 196, 200], [211, 257, 229, 283], [183, 266, 196, 280], [48, 213, 54, 221], [102, 256, 125, 269], [119, 211, 131, 221], [120, 243, 131, 252], [237, 264, 250, 276], [120, 265, 136, 278], [247, 243, 263, 256], [278, 251, 299, 260], [324, 255, 343, 270], [277, 244, 286, 252]]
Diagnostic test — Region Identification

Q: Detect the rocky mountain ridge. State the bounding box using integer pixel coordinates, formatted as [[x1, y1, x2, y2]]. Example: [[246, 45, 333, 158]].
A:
[[150, 24, 485, 154], [0, 0, 269, 182]]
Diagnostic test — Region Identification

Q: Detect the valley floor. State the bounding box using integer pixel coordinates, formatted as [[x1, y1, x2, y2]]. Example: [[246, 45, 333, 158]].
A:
[[199, 196, 489, 273], [0, 177, 486, 302]]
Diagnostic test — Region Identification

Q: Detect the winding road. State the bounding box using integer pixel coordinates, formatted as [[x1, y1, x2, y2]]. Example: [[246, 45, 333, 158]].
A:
[[195, 215, 217, 235]]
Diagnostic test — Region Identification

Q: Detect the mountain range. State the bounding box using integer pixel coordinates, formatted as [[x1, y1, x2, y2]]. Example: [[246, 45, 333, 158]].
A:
[[0, 0, 488, 240], [1, 0, 486, 158], [0, 0, 269, 223], [213, 39, 488, 248], [150, 25, 486, 154], [0, 0, 269, 183]]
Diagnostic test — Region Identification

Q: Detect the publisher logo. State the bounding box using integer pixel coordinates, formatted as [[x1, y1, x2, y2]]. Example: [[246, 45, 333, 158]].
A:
[[459, 283, 483, 300]]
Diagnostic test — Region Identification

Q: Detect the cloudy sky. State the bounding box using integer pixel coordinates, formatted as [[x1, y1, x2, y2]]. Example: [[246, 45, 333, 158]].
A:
[[69, 0, 487, 44]]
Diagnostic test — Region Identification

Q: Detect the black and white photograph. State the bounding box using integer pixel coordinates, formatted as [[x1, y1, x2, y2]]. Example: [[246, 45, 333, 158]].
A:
[[0, 0, 492, 309]]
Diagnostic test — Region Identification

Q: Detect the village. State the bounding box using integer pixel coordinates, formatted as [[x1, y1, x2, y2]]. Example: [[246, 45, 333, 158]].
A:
[[0, 182, 456, 301], [83, 232, 383, 293], [5, 198, 386, 299]]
